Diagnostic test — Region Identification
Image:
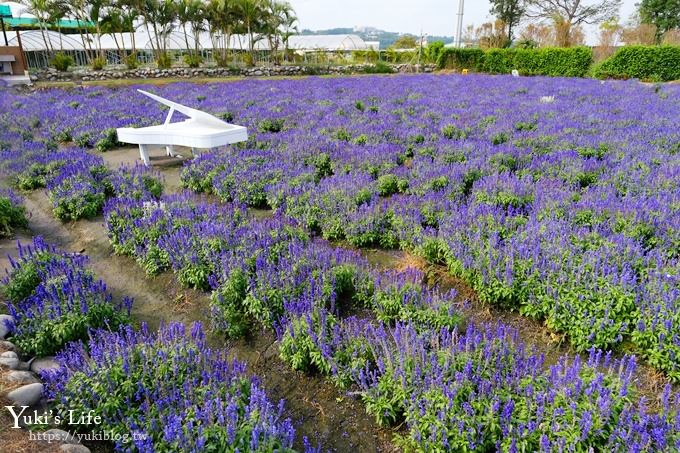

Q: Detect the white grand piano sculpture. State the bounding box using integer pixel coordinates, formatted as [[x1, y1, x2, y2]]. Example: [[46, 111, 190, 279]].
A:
[[116, 89, 248, 166]]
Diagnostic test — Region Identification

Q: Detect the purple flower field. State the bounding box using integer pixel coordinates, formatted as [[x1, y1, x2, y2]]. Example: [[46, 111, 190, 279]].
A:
[[1, 73, 680, 451]]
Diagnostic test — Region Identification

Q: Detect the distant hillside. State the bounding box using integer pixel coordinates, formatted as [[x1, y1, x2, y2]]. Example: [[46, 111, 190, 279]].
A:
[[299, 28, 453, 49]]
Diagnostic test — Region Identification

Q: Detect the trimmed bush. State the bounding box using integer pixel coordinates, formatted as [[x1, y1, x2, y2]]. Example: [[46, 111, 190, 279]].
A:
[[94, 128, 120, 152], [184, 53, 203, 68], [593, 45, 680, 82], [437, 48, 485, 71], [125, 52, 139, 70], [90, 56, 106, 71], [0, 190, 27, 238], [51, 52, 74, 72], [484, 47, 593, 77]]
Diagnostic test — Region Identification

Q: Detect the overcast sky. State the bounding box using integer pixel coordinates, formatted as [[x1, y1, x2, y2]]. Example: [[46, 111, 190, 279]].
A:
[[288, 0, 639, 42]]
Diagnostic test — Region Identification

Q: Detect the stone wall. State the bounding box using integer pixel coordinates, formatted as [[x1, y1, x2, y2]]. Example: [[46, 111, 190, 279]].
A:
[[31, 63, 436, 82]]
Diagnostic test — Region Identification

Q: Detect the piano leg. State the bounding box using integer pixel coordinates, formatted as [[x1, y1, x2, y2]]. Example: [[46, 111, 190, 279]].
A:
[[139, 144, 150, 166]]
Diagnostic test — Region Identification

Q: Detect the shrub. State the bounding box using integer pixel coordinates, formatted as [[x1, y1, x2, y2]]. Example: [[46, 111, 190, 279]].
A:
[[210, 269, 250, 338], [279, 307, 336, 374], [258, 118, 285, 133], [593, 45, 680, 82], [310, 152, 333, 182], [425, 41, 445, 64], [74, 133, 92, 148], [51, 52, 74, 72], [8, 270, 132, 357], [50, 177, 106, 221], [437, 48, 485, 71], [184, 53, 203, 68], [156, 52, 172, 69], [16, 161, 63, 190], [1, 238, 73, 304], [94, 128, 120, 152], [364, 61, 393, 74], [90, 56, 106, 71], [53, 129, 73, 143], [377, 174, 408, 196], [43, 322, 297, 452], [0, 190, 27, 238], [483, 47, 593, 77], [124, 52, 139, 70]]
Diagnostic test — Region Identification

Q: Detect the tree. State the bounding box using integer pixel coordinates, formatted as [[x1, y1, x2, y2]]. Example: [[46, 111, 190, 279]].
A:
[[22, 0, 63, 55], [526, 0, 622, 46], [476, 20, 510, 48], [262, 0, 296, 63], [206, 0, 237, 64], [595, 18, 621, 59], [518, 23, 554, 47], [489, 0, 526, 43], [140, 0, 177, 60], [392, 34, 417, 49], [100, 6, 126, 57], [177, 0, 205, 56], [237, 0, 264, 63], [638, 0, 680, 43], [277, 1, 297, 62]]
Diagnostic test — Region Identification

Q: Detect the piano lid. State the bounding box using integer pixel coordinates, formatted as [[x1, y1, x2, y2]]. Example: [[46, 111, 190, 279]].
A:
[[137, 89, 230, 129]]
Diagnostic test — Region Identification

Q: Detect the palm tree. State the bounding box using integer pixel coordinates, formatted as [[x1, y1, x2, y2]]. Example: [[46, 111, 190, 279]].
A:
[[140, 0, 177, 60], [236, 0, 263, 64], [22, 0, 60, 55], [100, 6, 125, 60], [86, 0, 107, 59], [115, 0, 141, 54], [65, 0, 95, 62], [176, 0, 204, 56], [206, 0, 236, 64], [263, 0, 295, 64], [47, 0, 69, 51]]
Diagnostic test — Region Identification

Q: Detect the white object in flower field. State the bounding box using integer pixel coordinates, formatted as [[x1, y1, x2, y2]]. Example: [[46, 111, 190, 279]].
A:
[[511, 69, 519, 77], [540, 95, 555, 103], [116, 89, 248, 166]]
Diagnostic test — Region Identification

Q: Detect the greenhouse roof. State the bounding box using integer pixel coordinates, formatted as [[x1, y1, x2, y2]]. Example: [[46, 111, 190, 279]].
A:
[[3, 31, 370, 52]]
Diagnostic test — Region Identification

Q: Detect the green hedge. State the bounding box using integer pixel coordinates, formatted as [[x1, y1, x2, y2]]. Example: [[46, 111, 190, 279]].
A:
[[484, 47, 593, 77], [437, 48, 486, 71], [593, 45, 680, 82], [437, 47, 592, 78]]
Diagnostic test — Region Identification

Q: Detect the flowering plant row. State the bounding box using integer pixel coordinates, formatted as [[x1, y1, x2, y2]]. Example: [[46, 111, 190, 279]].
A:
[[104, 194, 460, 338], [0, 125, 162, 221], [104, 193, 680, 452], [0, 235, 309, 452], [162, 75, 678, 378], [1, 236, 132, 356], [43, 322, 300, 453]]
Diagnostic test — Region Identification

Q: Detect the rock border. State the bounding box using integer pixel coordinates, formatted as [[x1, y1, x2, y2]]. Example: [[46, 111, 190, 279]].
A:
[[0, 314, 92, 453], [32, 63, 436, 83]]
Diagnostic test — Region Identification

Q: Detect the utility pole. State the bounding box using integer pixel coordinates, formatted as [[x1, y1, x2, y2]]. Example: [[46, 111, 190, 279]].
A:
[[456, 0, 464, 48]]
